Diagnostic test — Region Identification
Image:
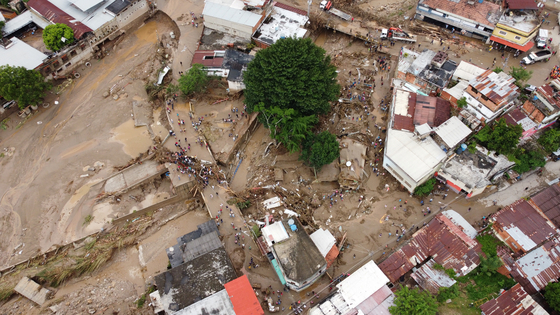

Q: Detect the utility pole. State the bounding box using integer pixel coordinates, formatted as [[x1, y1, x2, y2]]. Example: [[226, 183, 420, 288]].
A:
[[307, 0, 312, 17]]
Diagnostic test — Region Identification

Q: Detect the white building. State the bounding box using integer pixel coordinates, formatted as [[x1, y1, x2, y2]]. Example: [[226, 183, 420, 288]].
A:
[[202, 0, 264, 40], [309, 261, 395, 315], [0, 37, 48, 70]]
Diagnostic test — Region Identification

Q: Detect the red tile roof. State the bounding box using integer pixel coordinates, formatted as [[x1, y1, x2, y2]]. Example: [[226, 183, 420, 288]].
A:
[[378, 213, 481, 283], [224, 275, 264, 315], [530, 184, 560, 229], [325, 245, 339, 268], [480, 284, 543, 315], [28, 0, 92, 40], [505, 0, 538, 10]]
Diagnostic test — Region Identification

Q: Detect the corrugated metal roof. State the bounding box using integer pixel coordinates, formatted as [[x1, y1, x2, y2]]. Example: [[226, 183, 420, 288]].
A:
[[45, 0, 117, 31], [192, 50, 225, 68], [493, 199, 558, 253], [413, 95, 451, 127], [530, 183, 560, 228], [224, 275, 264, 315], [2, 10, 51, 36], [480, 284, 548, 315], [433, 116, 472, 149], [385, 128, 447, 182], [203, 1, 262, 27], [379, 212, 481, 283], [469, 70, 519, 110], [337, 261, 390, 308], [505, 0, 539, 10], [410, 259, 456, 294], [0, 37, 47, 70], [28, 0, 93, 39], [69, 0, 104, 12]]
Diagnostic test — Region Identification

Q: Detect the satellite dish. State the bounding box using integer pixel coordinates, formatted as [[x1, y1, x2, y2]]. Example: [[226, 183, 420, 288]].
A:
[[346, 161, 352, 167], [288, 219, 295, 225]]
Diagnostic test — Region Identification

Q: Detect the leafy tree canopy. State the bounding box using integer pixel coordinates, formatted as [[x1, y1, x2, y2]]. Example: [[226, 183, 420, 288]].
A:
[[255, 103, 318, 153], [299, 131, 340, 171], [456, 96, 467, 108], [511, 148, 545, 173], [0, 65, 51, 109], [389, 286, 438, 315], [244, 37, 340, 116], [43, 23, 75, 51], [544, 282, 560, 312], [493, 67, 503, 73], [474, 118, 522, 155], [509, 66, 532, 88], [414, 178, 436, 197], [178, 63, 209, 96], [538, 127, 560, 153]]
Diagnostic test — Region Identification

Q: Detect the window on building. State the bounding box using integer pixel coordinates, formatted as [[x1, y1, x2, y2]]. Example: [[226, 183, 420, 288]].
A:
[[499, 30, 507, 36], [514, 36, 521, 40]]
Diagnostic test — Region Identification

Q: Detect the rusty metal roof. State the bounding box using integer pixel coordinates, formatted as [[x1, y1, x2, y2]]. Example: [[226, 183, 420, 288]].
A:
[[530, 184, 560, 229], [480, 284, 548, 315], [378, 213, 481, 283], [410, 259, 456, 295], [28, 0, 92, 40], [470, 70, 519, 110], [413, 95, 450, 127], [493, 199, 558, 253], [393, 92, 416, 132], [502, 237, 560, 295]]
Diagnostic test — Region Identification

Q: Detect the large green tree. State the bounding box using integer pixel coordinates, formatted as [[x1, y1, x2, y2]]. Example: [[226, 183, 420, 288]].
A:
[[178, 63, 209, 96], [389, 286, 438, 315], [43, 23, 75, 51], [538, 128, 560, 153], [0, 65, 51, 109], [474, 118, 522, 155], [544, 282, 560, 312], [244, 37, 340, 116], [511, 148, 546, 173], [509, 66, 532, 88], [299, 131, 340, 172]]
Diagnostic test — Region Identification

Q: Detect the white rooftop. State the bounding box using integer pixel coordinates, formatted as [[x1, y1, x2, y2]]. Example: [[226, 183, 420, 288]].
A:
[[443, 79, 469, 101], [310, 228, 336, 258], [415, 123, 432, 136], [203, 1, 262, 27], [261, 221, 289, 247], [452, 61, 485, 82], [517, 246, 554, 280], [434, 116, 472, 149], [0, 37, 47, 70], [385, 128, 447, 182], [503, 226, 538, 252], [394, 89, 411, 116], [69, 0, 104, 12], [337, 260, 390, 308], [442, 210, 477, 239], [47, 0, 119, 31], [174, 289, 235, 315], [2, 10, 51, 37], [254, 6, 308, 45]]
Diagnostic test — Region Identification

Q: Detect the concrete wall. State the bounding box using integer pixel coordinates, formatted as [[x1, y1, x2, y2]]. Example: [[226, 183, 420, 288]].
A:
[[204, 17, 254, 40], [383, 155, 419, 192], [116, 0, 149, 28]]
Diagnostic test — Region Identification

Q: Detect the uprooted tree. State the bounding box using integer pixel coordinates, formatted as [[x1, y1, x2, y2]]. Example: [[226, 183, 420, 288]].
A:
[[244, 37, 340, 155], [43, 23, 75, 51], [0, 65, 52, 109], [299, 131, 340, 173]]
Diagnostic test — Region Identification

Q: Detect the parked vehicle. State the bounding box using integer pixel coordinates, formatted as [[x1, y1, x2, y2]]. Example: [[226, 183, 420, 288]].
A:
[[319, 1, 351, 21], [380, 27, 417, 43], [522, 49, 552, 65], [536, 29, 549, 49]]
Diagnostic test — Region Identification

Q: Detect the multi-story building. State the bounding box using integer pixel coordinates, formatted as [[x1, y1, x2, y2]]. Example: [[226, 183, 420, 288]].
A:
[[490, 0, 541, 52]]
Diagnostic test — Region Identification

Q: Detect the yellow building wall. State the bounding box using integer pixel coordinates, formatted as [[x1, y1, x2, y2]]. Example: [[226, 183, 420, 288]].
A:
[[492, 25, 538, 46]]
